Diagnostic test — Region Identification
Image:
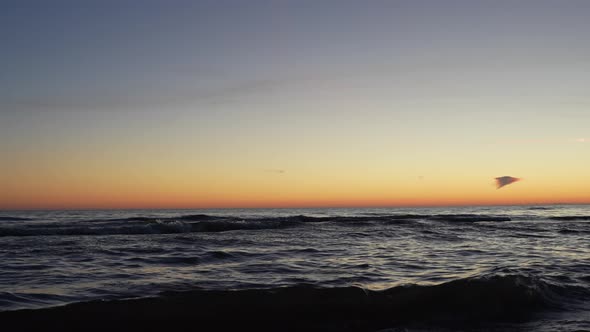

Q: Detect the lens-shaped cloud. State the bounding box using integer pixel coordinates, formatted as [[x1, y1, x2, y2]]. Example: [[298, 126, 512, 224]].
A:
[[495, 176, 521, 189]]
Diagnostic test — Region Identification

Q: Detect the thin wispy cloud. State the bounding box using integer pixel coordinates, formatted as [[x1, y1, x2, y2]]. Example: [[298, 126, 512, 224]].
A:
[[494, 138, 589, 145], [264, 169, 286, 174], [1, 78, 284, 112]]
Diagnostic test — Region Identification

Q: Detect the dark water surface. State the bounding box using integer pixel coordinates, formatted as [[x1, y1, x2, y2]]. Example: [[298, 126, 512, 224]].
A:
[[1, 205, 589, 330]]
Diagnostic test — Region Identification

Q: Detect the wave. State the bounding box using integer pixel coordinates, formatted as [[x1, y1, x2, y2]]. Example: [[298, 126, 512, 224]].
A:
[[428, 214, 511, 222], [0, 217, 303, 237], [0, 272, 583, 331], [3, 212, 590, 238], [0, 220, 192, 237], [550, 216, 590, 221], [178, 214, 221, 221], [0, 216, 33, 221]]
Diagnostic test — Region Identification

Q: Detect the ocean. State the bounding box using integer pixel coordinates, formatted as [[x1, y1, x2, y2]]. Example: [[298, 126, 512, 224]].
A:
[[1, 205, 589, 331]]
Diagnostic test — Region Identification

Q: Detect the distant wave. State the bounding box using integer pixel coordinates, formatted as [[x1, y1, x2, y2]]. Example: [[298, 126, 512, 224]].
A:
[[550, 216, 590, 221], [2, 212, 589, 238], [0, 272, 583, 330], [428, 214, 511, 222], [527, 207, 554, 210], [0, 216, 33, 221], [178, 214, 221, 221]]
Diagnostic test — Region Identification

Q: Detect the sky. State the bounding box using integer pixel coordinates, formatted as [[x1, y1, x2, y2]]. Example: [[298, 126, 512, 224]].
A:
[[1, 0, 589, 209]]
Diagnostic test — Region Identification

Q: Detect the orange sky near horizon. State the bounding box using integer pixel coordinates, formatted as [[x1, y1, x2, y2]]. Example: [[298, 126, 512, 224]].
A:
[[3, 155, 589, 209], [2, 107, 589, 210]]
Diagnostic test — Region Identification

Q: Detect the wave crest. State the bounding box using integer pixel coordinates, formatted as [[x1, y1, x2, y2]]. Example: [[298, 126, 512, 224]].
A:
[[0, 272, 581, 330]]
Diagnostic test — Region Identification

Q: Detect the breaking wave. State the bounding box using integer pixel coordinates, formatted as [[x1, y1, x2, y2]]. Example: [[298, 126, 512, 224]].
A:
[[0, 272, 585, 331]]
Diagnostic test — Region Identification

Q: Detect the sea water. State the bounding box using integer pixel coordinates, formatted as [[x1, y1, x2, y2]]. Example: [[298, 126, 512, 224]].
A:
[[1, 205, 589, 330]]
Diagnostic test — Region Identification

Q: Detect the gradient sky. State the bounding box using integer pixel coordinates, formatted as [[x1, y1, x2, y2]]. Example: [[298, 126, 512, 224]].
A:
[[2, 0, 589, 209]]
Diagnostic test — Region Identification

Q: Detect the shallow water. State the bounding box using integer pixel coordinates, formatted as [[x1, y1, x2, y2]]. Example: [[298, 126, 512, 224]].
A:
[[1, 205, 589, 330]]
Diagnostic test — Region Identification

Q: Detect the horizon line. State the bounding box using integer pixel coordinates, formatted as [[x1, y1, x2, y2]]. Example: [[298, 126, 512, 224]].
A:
[[1, 202, 587, 212]]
